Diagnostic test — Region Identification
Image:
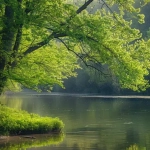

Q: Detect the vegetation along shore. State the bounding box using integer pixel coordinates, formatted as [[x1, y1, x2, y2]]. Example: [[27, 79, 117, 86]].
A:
[[0, 104, 64, 136]]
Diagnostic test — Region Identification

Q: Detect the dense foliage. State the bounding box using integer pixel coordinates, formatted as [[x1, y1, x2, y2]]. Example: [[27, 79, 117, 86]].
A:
[[0, 104, 64, 135], [0, 0, 150, 93]]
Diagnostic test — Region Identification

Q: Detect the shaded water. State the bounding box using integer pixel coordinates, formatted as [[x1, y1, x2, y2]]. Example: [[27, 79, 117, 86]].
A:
[[1, 92, 150, 150]]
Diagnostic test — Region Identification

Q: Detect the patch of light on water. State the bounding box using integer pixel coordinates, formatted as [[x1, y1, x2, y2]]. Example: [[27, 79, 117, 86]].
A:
[[81, 95, 150, 99], [24, 91, 150, 99], [123, 122, 133, 125]]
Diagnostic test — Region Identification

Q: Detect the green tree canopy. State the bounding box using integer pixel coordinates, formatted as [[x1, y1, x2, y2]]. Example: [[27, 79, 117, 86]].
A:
[[0, 0, 150, 94]]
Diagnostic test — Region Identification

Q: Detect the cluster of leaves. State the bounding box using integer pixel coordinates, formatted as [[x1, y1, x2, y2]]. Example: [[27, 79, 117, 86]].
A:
[[2, 80, 22, 92], [0, 0, 80, 92], [1, 0, 150, 92], [8, 42, 80, 91], [58, 6, 150, 91], [0, 104, 64, 135]]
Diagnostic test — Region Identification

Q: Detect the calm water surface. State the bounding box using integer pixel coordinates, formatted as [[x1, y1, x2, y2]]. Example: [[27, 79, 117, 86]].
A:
[[1, 92, 150, 150]]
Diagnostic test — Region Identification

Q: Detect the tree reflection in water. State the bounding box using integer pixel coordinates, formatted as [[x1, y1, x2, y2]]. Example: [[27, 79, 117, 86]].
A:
[[1, 92, 150, 150], [126, 144, 146, 150], [0, 133, 64, 150]]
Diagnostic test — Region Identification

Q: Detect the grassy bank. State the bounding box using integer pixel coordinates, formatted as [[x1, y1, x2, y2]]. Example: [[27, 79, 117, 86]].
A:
[[0, 104, 64, 135]]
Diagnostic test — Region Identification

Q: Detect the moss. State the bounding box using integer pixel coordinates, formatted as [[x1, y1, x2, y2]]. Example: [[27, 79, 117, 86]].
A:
[[0, 105, 64, 135]]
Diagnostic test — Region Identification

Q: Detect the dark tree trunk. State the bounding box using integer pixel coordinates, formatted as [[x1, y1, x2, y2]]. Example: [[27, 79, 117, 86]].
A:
[[0, 55, 7, 95], [0, 2, 16, 95]]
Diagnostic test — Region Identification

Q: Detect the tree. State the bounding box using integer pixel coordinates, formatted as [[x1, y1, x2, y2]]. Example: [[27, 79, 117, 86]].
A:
[[0, 0, 150, 94]]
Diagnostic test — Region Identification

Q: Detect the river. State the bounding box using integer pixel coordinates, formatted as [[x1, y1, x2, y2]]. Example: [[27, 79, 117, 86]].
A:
[[0, 91, 150, 150]]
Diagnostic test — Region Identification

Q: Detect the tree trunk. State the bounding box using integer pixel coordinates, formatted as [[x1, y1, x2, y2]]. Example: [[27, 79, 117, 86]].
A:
[[0, 2, 16, 95], [0, 55, 7, 95]]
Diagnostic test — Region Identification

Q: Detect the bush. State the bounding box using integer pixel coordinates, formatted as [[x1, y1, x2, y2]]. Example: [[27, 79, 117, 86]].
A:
[[0, 105, 64, 135]]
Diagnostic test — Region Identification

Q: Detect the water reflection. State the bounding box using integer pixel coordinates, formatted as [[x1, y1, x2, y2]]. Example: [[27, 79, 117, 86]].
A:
[[1, 92, 150, 150], [0, 133, 64, 150], [0, 94, 23, 109], [126, 144, 146, 150]]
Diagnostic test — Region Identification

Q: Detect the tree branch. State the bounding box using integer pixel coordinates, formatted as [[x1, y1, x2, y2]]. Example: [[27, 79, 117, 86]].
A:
[[76, 0, 94, 14], [58, 37, 109, 75], [13, 25, 23, 53], [23, 32, 66, 56], [22, 0, 94, 56], [60, 0, 94, 26], [100, 0, 126, 27], [13, 0, 23, 53]]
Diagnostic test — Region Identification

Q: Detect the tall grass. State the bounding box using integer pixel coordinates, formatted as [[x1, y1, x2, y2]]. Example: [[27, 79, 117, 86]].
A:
[[0, 104, 64, 135]]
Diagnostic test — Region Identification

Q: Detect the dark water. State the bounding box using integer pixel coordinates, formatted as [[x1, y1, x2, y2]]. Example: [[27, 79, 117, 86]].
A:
[[1, 92, 150, 150]]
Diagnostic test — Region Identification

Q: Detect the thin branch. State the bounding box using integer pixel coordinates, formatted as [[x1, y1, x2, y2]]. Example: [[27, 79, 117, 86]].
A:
[[79, 42, 109, 74], [58, 37, 108, 75], [60, 0, 94, 26], [80, 42, 99, 64], [100, 0, 126, 27], [101, 0, 114, 14], [76, 0, 94, 14]]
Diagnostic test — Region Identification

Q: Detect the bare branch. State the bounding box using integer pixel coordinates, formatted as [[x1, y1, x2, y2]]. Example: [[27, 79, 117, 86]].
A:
[[58, 37, 109, 75], [101, 0, 114, 14], [60, 0, 94, 27], [76, 0, 94, 14], [100, 0, 127, 27]]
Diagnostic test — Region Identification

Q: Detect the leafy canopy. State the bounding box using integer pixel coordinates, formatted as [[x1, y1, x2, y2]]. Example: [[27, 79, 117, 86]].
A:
[[0, 0, 150, 91]]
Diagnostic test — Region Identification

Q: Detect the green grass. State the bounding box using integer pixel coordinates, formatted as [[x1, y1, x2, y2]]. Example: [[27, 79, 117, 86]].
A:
[[0, 104, 64, 135]]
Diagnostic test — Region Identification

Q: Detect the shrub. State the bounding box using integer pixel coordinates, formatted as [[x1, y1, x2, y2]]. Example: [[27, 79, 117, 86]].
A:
[[0, 105, 64, 135]]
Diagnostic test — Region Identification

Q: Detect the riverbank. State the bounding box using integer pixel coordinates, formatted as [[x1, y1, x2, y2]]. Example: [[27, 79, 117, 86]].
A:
[[0, 133, 64, 150], [0, 104, 64, 136]]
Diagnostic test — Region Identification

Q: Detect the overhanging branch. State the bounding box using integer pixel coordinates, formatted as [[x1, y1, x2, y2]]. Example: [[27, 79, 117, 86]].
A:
[[58, 37, 109, 76], [76, 0, 94, 14], [23, 0, 95, 56], [23, 32, 66, 56]]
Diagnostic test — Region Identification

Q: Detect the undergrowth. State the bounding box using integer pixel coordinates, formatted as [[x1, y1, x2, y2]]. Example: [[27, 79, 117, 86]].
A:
[[0, 104, 64, 135]]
